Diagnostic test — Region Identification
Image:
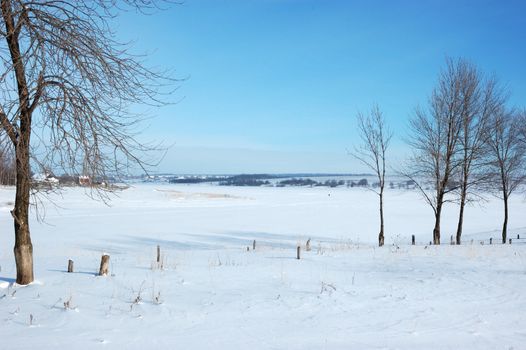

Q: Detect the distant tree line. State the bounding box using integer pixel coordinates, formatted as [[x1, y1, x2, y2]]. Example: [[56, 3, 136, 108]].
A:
[[169, 174, 278, 185], [169, 177, 219, 184], [216, 174, 274, 186], [168, 174, 373, 187], [218, 177, 370, 188], [276, 178, 319, 186], [277, 178, 349, 187], [0, 146, 15, 186]]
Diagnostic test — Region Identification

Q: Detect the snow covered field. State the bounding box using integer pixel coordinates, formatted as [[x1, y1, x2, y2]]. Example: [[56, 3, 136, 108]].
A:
[[0, 184, 525, 349]]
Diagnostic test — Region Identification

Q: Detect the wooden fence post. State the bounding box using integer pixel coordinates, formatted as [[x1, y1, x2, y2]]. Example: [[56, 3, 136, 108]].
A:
[[253, 240, 256, 251], [412, 235, 415, 246], [490, 238, 493, 245], [157, 245, 161, 263], [306, 238, 311, 251], [67, 259, 74, 273], [99, 254, 110, 276], [297, 246, 301, 260]]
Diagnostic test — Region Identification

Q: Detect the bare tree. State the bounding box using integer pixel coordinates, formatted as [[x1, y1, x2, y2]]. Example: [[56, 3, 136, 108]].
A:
[[485, 108, 526, 244], [406, 58, 466, 245], [353, 104, 392, 247], [0, 0, 173, 284], [454, 66, 505, 245]]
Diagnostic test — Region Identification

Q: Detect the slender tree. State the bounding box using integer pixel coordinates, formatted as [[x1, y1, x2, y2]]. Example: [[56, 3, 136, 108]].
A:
[[406, 58, 465, 245], [454, 67, 505, 245], [485, 108, 526, 243], [353, 104, 392, 246], [0, 0, 172, 284]]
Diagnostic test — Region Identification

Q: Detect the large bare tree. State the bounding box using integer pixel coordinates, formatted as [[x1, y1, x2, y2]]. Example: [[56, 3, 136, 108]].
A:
[[0, 0, 172, 284], [406, 58, 465, 245], [454, 65, 504, 245], [485, 108, 526, 244], [353, 104, 392, 246]]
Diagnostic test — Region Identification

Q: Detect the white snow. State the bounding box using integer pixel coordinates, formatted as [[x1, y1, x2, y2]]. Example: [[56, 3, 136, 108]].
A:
[[0, 184, 525, 349]]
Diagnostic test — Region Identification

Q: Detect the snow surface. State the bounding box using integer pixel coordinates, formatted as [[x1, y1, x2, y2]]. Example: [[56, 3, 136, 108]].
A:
[[0, 184, 525, 349]]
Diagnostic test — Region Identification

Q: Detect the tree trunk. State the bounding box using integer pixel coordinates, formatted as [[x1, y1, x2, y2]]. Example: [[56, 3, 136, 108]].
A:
[[378, 190, 385, 247], [13, 141, 33, 285], [433, 205, 442, 245], [502, 193, 508, 244], [433, 223, 440, 245], [2, 0, 35, 285], [455, 188, 467, 245]]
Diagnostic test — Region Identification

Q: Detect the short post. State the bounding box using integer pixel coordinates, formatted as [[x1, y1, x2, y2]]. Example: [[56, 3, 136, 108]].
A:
[[490, 238, 493, 245], [411, 235, 415, 246], [517, 234, 520, 240], [306, 238, 311, 251], [67, 259, 74, 273], [253, 240, 256, 250], [297, 246, 301, 260], [429, 241, 432, 246], [450, 235, 454, 245], [509, 238, 512, 244], [99, 254, 110, 276], [156, 245, 161, 263]]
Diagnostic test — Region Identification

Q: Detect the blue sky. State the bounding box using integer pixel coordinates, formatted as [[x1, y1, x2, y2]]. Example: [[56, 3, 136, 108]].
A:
[[116, 0, 526, 174]]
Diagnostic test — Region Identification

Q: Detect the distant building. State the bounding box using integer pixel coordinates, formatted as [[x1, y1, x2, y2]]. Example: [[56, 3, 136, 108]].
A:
[[79, 176, 91, 186]]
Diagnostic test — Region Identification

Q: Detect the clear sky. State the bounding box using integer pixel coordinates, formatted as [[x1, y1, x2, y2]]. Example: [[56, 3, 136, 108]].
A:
[[115, 0, 526, 174]]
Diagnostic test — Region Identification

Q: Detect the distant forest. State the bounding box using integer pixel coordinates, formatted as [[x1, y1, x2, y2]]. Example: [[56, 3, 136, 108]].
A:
[[169, 174, 376, 188]]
